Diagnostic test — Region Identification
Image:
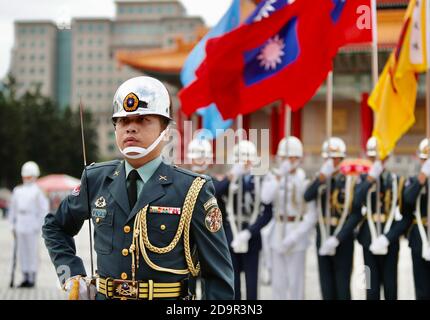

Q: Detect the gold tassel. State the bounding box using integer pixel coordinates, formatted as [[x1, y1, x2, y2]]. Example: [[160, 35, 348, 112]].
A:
[[68, 278, 80, 300]]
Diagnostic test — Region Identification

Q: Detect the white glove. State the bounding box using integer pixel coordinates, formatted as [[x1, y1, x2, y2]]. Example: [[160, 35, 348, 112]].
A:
[[230, 163, 246, 178], [231, 230, 251, 254], [261, 173, 280, 204], [279, 160, 292, 176], [369, 160, 384, 179], [320, 159, 335, 177], [64, 276, 96, 300], [370, 235, 389, 255], [421, 159, 430, 177], [281, 233, 298, 253], [318, 236, 339, 256], [422, 245, 430, 261]]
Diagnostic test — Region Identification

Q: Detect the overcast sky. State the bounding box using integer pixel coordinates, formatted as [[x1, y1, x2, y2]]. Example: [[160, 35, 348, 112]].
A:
[[0, 0, 232, 79]]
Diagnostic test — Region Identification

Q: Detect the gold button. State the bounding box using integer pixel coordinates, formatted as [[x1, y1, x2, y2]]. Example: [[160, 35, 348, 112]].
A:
[[122, 249, 129, 256], [121, 272, 128, 280], [96, 218, 101, 224], [160, 224, 166, 231], [123, 226, 131, 233]]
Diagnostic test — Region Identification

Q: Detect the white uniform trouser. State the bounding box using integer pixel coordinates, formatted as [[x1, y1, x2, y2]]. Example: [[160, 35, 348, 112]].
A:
[[271, 249, 306, 300], [17, 232, 39, 276]]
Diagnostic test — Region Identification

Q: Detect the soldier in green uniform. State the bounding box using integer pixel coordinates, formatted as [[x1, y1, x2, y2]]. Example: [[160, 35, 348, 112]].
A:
[[401, 138, 430, 300], [42, 76, 235, 300], [304, 137, 356, 300], [330, 137, 407, 300]]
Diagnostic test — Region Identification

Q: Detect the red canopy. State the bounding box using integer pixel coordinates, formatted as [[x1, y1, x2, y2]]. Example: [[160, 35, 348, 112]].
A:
[[36, 174, 80, 193]]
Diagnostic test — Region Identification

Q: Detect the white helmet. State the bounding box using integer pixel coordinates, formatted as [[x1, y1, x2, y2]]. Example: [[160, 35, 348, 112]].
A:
[[233, 140, 258, 163], [366, 136, 378, 157], [321, 137, 346, 158], [21, 161, 40, 178], [418, 138, 430, 160], [187, 138, 213, 160], [277, 136, 303, 158], [112, 76, 171, 120]]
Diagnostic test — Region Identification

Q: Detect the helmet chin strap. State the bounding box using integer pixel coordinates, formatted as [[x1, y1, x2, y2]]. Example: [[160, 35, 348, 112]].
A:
[[117, 129, 167, 160]]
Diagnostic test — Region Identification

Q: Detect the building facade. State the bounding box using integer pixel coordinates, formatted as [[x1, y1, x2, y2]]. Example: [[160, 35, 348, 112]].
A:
[[8, 0, 205, 159]]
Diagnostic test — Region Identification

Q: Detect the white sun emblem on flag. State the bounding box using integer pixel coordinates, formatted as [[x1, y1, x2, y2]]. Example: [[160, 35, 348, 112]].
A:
[[254, 0, 277, 22], [257, 35, 285, 70]]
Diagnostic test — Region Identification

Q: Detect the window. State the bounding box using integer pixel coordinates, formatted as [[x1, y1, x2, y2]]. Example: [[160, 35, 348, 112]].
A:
[[87, 79, 93, 85], [20, 27, 26, 34], [39, 27, 45, 34], [88, 52, 93, 59], [88, 24, 93, 32], [30, 54, 35, 61], [87, 66, 93, 72], [20, 55, 25, 61], [87, 92, 92, 99], [97, 52, 103, 59], [39, 68, 44, 74], [97, 92, 103, 99], [77, 52, 83, 59], [20, 42, 26, 48], [78, 39, 83, 46], [128, 7, 133, 14], [39, 54, 45, 61], [97, 65, 102, 72], [20, 68, 25, 74], [108, 144, 116, 152], [77, 79, 83, 85], [108, 131, 115, 139], [88, 39, 93, 45], [40, 41, 45, 48], [98, 39, 103, 45], [78, 66, 83, 72], [79, 25, 84, 32], [97, 25, 104, 32], [31, 41, 35, 48], [29, 68, 35, 74]]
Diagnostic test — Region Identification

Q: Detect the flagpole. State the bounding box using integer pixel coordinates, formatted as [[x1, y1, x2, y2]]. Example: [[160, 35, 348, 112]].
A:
[[370, 0, 382, 236], [426, 70, 430, 239], [325, 71, 333, 237], [237, 114, 243, 232], [281, 105, 292, 240]]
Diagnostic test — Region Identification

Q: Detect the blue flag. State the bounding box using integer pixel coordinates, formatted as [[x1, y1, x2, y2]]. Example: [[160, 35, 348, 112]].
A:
[[180, 0, 240, 139]]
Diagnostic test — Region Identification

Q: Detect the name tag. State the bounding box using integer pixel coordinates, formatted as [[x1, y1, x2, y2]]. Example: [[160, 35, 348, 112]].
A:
[[92, 208, 107, 218], [149, 206, 181, 215]]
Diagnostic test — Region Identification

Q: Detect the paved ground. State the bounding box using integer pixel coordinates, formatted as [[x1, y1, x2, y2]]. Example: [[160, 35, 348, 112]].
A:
[[0, 217, 416, 300]]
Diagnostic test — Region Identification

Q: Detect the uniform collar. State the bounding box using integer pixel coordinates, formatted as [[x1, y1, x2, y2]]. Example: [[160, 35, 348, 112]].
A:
[[124, 156, 162, 183]]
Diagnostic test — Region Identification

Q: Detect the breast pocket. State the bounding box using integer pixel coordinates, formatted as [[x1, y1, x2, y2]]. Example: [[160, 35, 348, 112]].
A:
[[146, 212, 181, 249], [92, 209, 114, 255]]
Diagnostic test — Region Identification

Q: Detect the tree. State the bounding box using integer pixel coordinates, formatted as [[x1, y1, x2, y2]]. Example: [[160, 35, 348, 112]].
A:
[[0, 75, 99, 188]]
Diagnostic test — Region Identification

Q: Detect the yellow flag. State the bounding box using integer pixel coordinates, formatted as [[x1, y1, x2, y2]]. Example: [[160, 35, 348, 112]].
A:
[[369, 0, 428, 159]]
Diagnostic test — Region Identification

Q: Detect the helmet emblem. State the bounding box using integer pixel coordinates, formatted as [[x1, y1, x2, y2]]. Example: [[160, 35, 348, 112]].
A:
[[123, 92, 139, 112]]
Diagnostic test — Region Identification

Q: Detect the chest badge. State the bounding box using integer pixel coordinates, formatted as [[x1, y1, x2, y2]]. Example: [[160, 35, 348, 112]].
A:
[[159, 175, 167, 181], [95, 196, 107, 208]]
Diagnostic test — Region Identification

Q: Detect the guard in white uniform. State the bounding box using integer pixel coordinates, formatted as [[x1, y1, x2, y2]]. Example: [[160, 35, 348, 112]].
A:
[[263, 137, 315, 300], [9, 161, 49, 288]]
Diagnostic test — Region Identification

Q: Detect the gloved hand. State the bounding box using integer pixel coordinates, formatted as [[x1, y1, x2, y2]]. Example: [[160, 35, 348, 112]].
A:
[[231, 230, 251, 254], [64, 275, 96, 300], [230, 163, 247, 178], [368, 160, 384, 179], [421, 159, 430, 177], [422, 245, 430, 261], [320, 159, 335, 177], [279, 160, 292, 176], [261, 173, 280, 204], [281, 233, 298, 253], [370, 235, 389, 255], [318, 236, 339, 256]]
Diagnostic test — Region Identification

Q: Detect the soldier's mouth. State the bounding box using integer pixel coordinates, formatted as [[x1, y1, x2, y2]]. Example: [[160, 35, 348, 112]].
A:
[[124, 137, 139, 146]]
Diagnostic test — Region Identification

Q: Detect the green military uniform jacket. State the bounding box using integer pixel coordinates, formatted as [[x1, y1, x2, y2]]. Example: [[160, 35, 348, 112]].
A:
[[42, 159, 234, 300]]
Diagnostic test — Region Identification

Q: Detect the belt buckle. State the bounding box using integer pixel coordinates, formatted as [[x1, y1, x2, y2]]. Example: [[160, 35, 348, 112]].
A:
[[112, 279, 139, 300]]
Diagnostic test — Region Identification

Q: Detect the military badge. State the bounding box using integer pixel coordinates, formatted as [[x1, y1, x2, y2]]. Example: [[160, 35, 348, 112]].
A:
[[123, 92, 139, 112], [204, 197, 218, 211], [71, 185, 80, 196], [95, 196, 107, 208], [149, 206, 181, 215], [92, 208, 107, 218], [205, 207, 222, 233]]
